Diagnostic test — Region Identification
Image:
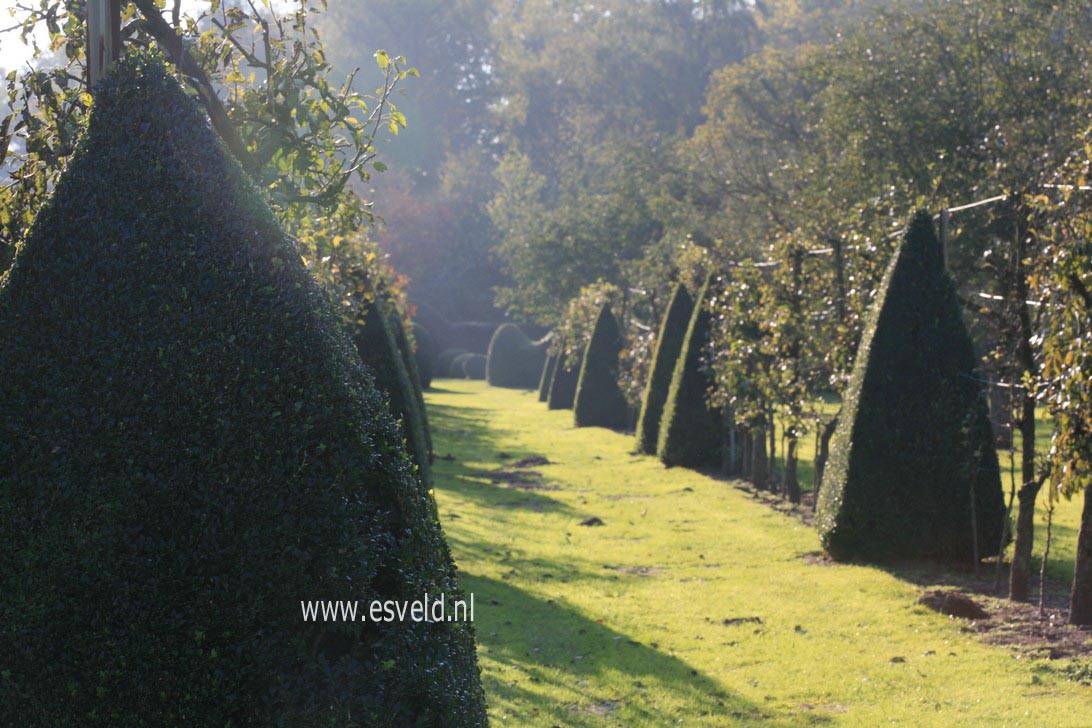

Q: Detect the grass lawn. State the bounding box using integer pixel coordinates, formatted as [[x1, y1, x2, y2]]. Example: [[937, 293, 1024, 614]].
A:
[[770, 405, 1084, 588], [427, 379, 1091, 725]]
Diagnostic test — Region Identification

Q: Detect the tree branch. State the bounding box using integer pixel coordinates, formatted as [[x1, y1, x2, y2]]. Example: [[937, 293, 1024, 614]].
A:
[[1068, 273, 1092, 310], [130, 0, 253, 173]]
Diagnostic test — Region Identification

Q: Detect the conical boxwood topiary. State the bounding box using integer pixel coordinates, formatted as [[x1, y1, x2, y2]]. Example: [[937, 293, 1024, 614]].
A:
[[486, 323, 549, 389], [573, 303, 629, 429], [353, 301, 431, 483], [658, 273, 724, 468], [412, 322, 435, 389], [538, 350, 559, 402], [635, 283, 694, 454], [547, 350, 581, 410], [389, 307, 433, 464], [816, 212, 1005, 563], [0, 54, 484, 725]]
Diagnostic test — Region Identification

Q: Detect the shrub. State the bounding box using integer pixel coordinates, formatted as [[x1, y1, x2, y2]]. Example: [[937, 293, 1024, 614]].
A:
[[0, 54, 484, 726], [658, 273, 724, 468], [389, 308, 433, 463], [547, 351, 581, 410], [486, 323, 549, 389], [816, 212, 1005, 563], [462, 353, 487, 380], [635, 283, 694, 454], [353, 303, 431, 483], [438, 347, 470, 377], [573, 304, 629, 429], [412, 322, 435, 389], [450, 352, 474, 377], [538, 350, 559, 402]]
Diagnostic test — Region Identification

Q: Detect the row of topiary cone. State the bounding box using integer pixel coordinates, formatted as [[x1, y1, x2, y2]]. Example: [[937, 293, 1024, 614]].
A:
[[629, 215, 1006, 565], [536, 302, 630, 430]]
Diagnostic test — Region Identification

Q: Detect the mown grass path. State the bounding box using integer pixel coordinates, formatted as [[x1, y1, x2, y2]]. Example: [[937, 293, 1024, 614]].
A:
[[427, 380, 1091, 725]]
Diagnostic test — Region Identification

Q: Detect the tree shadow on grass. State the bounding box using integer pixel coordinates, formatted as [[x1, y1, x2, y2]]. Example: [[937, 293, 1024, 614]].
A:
[[430, 402, 581, 518], [424, 383, 470, 395], [464, 573, 809, 726]]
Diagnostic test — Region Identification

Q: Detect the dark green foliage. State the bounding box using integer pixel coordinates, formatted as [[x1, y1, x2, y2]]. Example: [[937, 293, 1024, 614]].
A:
[[0, 55, 484, 726], [635, 283, 694, 454], [573, 304, 629, 429], [439, 347, 470, 377], [462, 353, 487, 380], [449, 320, 501, 353], [547, 351, 581, 410], [451, 352, 475, 377], [538, 351, 559, 402], [816, 212, 1005, 563], [412, 322, 435, 389], [658, 274, 724, 468], [486, 323, 549, 389], [354, 304, 431, 483], [389, 308, 433, 465]]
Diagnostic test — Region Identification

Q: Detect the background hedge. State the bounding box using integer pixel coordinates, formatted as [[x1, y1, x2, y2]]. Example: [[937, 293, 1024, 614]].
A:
[[438, 347, 470, 377], [658, 273, 724, 468], [461, 353, 488, 380], [573, 303, 629, 429], [412, 322, 435, 389], [635, 283, 693, 454], [0, 54, 484, 726], [486, 323, 549, 389], [538, 350, 559, 402], [547, 350, 581, 410], [816, 212, 1005, 563], [389, 307, 433, 465], [354, 302, 432, 483]]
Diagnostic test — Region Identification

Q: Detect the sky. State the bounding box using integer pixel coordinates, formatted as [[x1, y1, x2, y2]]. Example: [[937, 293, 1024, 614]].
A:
[[0, 0, 230, 73], [0, 0, 48, 73]]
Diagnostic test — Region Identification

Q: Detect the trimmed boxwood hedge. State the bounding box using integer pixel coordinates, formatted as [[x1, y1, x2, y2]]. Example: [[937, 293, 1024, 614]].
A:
[[353, 302, 432, 483], [816, 212, 1005, 563], [538, 350, 559, 402], [547, 351, 581, 410], [439, 347, 470, 377], [389, 307, 433, 464], [573, 303, 629, 429], [635, 283, 693, 454], [658, 273, 724, 468], [486, 323, 549, 389], [0, 54, 484, 726], [461, 353, 488, 380], [412, 322, 435, 389]]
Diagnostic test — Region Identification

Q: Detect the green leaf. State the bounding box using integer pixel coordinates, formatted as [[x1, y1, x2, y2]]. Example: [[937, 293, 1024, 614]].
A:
[[374, 50, 389, 69]]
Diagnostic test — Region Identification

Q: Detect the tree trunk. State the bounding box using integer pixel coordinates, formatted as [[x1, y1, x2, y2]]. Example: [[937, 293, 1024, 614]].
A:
[[1068, 483, 1092, 626], [740, 429, 752, 481], [768, 412, 777, 492], [784, 437, 801, 504], [1009, 296, 1035, 598], [1009, 464, 1040, 601], [1009, 223, 1038, 600], [752, 426, 768, 491]]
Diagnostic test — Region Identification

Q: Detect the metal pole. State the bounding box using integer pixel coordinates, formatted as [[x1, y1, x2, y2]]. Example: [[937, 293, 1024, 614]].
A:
[[87, 0, 121, 88]]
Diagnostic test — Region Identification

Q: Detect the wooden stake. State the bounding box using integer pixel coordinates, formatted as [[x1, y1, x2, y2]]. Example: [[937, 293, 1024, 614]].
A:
[[87, 0, 121, 88]]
